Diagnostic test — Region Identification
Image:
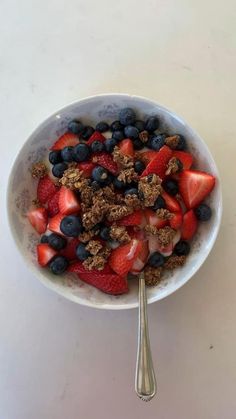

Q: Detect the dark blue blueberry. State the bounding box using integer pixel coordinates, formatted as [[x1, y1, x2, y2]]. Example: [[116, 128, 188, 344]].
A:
[[96, 121, 109, 132], [60, 215, 83, 237], [48, 233, 67, 250], [40, 235, 49, 243], [113, 177, 126, 189], [49, 256, 69, 274], [147, 134, 166, 151], [133, 138, 143, 150], [163, 179, 179, 196], [134, 120, 145, 132], [174, 240, 190, 256], [76, 243, 91, 261], [194, 204, 212, 221], [110, 120, 124, 132], [100, 226, 111, 241], [61, 146, 75, 162], [92, 166, 109, 184], [176, 134, 187, 150], [119, 108, 136, 126], [112, 130, 124, 141], [124, 188, 139, 196], [91, 140, 105, 153], [81, 126, 95, 140], [134, 160, 145, 174], [52, 162, 68, 178], [91, 180, 101, 191], [148, 252, 165, 267], [145, 116, 159, 132], [152, 195, 166, 210], [49, 150, 62, 165], [124, 125, 139, 139], [105, 137, 117, 152], [68, 120, 84, 135], [73, 143, 91, 162]]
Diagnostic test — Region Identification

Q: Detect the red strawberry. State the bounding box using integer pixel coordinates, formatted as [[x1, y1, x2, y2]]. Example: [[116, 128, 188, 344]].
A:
[[68, 261, 113, 275], [119, 139, 134, 157], [181, 209, 198, 240], [179, 170, 215, 209], [51, 132, 78, 150], [60, 238, 79, 261], [109, 239, 142, 276], [141, 145, 172, 179], [172, 151, 193, 170], [140, 150, 158, 164], [48, 213, 64, 235], [47, 190, 60, 217], [92, 152, 118, 175], [37, 243, 57, 267], [37, 176, 58, 204], [117, 210, 144, 227], [131, 240, 149, 273], [162, 191, 181, 212], [87, 131, 106, 146], [27, 207, 48, 234], [127, 227, 146, 241], [77, 162, 96, 177], [144, 208, 168, 228], [58, 187, 80, 215], [78, 272, 128, 295], [169, 211, 183, 230]]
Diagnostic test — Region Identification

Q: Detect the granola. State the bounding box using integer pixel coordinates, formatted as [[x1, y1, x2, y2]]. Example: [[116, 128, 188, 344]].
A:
[[85, 240, 103, 256], [117, 168, 139, 184], [31, 162, 48, 178], [59, 167, 84, 190], [165, 135, 180, 149], [107, 205, 133, 222], [124, 194, 142, 209], [110, 225, 131, 243], [112, 146, 134, 168], [144, 266, 162, 286], [138, 174, 162, 207], [139, 130, 149, 143], [165, 157, 181, 175], [83, 255, 106, 271], [79, 230, 96, 243], [164, 255, 186, 269], [156, 226, 176, 247], [82, 199, 109, 230], [156, 208, 173, 220]]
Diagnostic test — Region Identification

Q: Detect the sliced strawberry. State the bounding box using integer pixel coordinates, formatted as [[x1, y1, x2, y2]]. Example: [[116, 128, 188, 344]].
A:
[[48, 213, 64, 235], [141, 145, 172, 179], [77, 162, 96, 177], [86, 131, 106, 146], [27, 207, 48, 234], [60, 238, 79, 261], [169, 211, 183, 230], [92, 152, 118, 175], [47, 190, 60, 217], [51, 132, 78, 150], [162, 191, 181, 212], [37, 243, 57, 267], [37, 176, 58, 204], [78, 272, 128, 295], [127, 227, 146, 241], [172, 151, 193, 170], [181, 210, 198, 240], [179, 170, 215, 209], [109, 239, 142, 276], [117, 210, 144, 227], [58, 187, 80, 215], [119, 139, 134, 157], [68, 261, 113, 275], [144, 208, 168, 228], [140, 150, 158, 164], [131, 240, 149, 274]]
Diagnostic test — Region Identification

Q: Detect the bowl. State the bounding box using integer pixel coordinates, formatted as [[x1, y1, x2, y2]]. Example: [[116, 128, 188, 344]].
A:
[[7, 94, 222, 309]]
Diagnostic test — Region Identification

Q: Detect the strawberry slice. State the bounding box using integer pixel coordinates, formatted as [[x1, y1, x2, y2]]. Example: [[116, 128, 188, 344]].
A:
[[169, 211, 183, 230], [78, 272, 128, 295], [181, 210, 198, 240], [68, 261, 113, 275], [144, 208, 168, 228], [86, 131, 106, 146], [48, 213, 64, 235], [58, 187, 80, 215], [60, 238, 79, 261], [51, 132, 78, 150], [117, 210, 144, 227], [119, 139, 134, 157], [77, 162, 96, 177], [109, 239, 142, 276], [172, 151, 193, 170], [47, 190, 60, 217], [92, 152, 118, 175], [37, 243, 57, 267], [27, 207, 48, 234], [161, 191, 181, 212], [179, 170, 215, 209], [37, 176, 58, 204], [131, 240, 149, 274], [140, 150, 158, 164], [141, 145, 172, 179], [127, 227, 146, 241]]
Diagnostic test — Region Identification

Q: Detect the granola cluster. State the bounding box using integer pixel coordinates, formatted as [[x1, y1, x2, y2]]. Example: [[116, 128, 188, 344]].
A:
[[59, 167, 85, 190], [138, 174, 162, 206], [31, 162, 48, 178], [165, 135, 180, 149], [165, 157, 181, 175], [112, 146, 134, 168]]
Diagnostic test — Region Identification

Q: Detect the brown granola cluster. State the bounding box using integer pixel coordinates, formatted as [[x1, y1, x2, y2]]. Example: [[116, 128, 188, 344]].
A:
[[112, 146, 134, 168], [139, 130, 149, 143], [156, 208, 173, 220], [145, 225, 176, 247], [31, 162, 48, 178], [110, 225, 131, 243], [138, 174, 162, 206], [59, 167, 85, 190], [165, 135, 180, 149], [164, 255, 186, 269], [165, 157, 181, 175], [118, 168, 139, 184], [144, 266, 162, 286]]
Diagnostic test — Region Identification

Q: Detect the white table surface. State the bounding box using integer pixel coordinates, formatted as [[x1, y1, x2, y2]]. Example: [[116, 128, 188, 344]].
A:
[[1, 0, 236, 418]]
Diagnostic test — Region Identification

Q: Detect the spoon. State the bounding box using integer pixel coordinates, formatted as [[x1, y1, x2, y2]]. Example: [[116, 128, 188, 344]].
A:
[[135, 271, 157, 401]]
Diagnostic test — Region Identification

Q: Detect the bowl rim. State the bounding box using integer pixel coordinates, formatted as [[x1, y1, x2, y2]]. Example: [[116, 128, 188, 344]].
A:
[[6, 93, 223, 310]]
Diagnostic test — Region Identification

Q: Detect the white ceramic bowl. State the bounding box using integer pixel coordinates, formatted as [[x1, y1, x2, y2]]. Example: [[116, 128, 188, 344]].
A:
[[7, 94, 222, 309]]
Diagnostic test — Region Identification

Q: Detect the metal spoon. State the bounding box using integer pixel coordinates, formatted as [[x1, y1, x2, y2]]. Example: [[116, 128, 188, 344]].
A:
[[135, 271, 157, 401]]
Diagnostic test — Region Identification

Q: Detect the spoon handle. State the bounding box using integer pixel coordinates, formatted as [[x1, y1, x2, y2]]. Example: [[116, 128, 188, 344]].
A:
[[135, 272, 157, 401]]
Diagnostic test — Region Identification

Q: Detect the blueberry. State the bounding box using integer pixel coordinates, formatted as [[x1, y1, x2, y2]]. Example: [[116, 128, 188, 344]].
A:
[[110, 120, 124, 132], [133, 138, 143, 150], [61, 146, 74, 162], [52, 162, 68, 178], [48, 233, 67, 250], [134, 120, 145, 132], [73, 143, 91, 162], [96, 121, 109, 132], [92, 166, 109, 184], [68, 120, 84, 135], [174, 240, 190, 256], [152, 195, 166, 210], [147, 133, 166, 151], [91, 180, 101, 191], [176, 134, 186, 150], [163, 179, 179, 196], [134, 160, 145, 174], [100, 226, 111, 241], [49, 150, 62, 165], [50, 256, 69, 274], [119, 108, 136, 126], [40, 235, 49, 243], [124, 125, 139, 139], [105, 137, 117, 152], [124, 188, 139, 196], [60, 215, 83, 237], [194, 204, 212, 221], [76, 243, 91, 261], [82, 126, 95, 140], [91, 140, 105, 153], [148, 252, 165, 267], [113, 177, 126, 189], [112, 130, 124, 141], [145, 116, 159, 132]]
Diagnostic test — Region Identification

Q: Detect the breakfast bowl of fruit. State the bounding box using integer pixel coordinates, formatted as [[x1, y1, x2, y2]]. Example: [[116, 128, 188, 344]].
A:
[[7, 94, 222, 309]]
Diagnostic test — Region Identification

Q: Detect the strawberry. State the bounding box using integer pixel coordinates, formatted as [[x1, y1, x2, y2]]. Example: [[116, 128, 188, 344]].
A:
[[77, 162, 96, 177], [141, 145, 172, 179], [68, 261, 113, 275], [162, 191, 181, 212], [58, 187, 80, 215], [179, 170, 215, 209], [172, 151, 193, 170], [37, 176, 58, 204], [78, 272, 128, 295], [37, 243, 57, 267], [60, 238, 80, 261], [47, 190, 60, 217], [144, 208, 168, 228], [127, 227, 146, 241], [92, 152, 118, 175], [109, 239, 142, 276], [140, 150, 158, 164], [86, 131, 106, 146], [117, 210, 144, 227], [169, 211, 183, 230], [181, 210, 198, 240], [27, 207, 48, 234], [131, 240, 149, 273], [51, 132, 78, 150], [48, 213, 64, 235], [119, 139, 134, 157]]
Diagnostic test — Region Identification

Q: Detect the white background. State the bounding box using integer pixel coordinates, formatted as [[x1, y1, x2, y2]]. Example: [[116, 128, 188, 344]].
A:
[[1, 0, 236, 418]]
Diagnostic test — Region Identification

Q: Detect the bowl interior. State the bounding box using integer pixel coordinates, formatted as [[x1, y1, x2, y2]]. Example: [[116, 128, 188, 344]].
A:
[[7, 94, 222, 309]]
